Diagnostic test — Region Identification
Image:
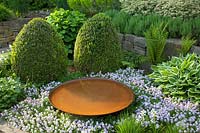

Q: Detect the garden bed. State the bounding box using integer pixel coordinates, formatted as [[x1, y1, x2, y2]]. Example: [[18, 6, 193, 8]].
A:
[[0, 68, 199, 133]]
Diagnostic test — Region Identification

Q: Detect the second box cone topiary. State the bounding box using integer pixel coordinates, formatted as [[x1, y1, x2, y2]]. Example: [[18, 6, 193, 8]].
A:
[[74, 13, 122, 73]]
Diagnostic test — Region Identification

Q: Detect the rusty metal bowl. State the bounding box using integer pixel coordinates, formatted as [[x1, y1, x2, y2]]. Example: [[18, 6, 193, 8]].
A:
[[49, 78, 134, 116]]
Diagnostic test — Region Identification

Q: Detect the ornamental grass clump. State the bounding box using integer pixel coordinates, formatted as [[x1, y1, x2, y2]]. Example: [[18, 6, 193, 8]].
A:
[[149, 53, 200, 103], [11, 18, 68, 84], [74, 13, 122, 73]]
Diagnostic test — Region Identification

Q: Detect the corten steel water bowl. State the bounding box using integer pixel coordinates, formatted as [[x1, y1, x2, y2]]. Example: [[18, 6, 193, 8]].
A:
[[49, 78, 134, 116]]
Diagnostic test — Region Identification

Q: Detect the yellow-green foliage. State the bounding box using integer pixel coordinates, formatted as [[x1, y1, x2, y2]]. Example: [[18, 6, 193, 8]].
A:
[[11, 18, 68, 83], [0, 4, 14, 21], [144, 23, 168, 64], [68, 0, 120, 16], [74, 13, 122, 73]]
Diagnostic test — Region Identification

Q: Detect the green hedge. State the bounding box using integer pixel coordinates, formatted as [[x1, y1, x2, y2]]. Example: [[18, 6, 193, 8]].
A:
[[120, 0, 200, 19], [105, 10, 200, 41]]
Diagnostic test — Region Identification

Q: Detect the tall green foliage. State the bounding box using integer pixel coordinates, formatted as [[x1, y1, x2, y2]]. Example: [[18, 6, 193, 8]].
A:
[[111, 11, 129, 33], [179, 35, 196, 56], [68, 0, 120, 16], [144, 23, 168, 64], [105, 10, 200, 40], [0, 4, 14, 21], [6, 0, 30, 16]]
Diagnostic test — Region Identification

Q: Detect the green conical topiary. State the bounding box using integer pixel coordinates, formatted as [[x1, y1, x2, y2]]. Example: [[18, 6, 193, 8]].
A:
[[11, 18, 68, 83], [74, 13, 122, 73]]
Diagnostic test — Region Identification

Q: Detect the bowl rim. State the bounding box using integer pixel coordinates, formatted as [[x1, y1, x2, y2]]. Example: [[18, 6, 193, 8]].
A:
[[48, 77, 135, 116]]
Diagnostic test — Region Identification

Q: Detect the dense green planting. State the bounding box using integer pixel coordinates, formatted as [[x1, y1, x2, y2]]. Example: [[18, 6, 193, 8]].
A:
[[149, 54, 200, 103], [0, 52, 12, 77], [116, 116, 144, 133], [68, 0, 120, 16], [74, 13, 122, 73], [0, 77, 25, 112], [179, 35, 196, 56], [0, 4, 14, 21], [121, 50, 147, 68], [144, 23, 168, 64], [11, 18, 68, 84], [105, 10, 200, 41], [47, 9, 86, 60], [120, 0, 200, 19], [2, 0, 30, 16], [0, 0, 67, 16], [28, 0, 55, 10]]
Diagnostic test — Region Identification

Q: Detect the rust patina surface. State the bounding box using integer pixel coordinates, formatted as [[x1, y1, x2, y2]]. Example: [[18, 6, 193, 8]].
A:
[[49, 78, 134, 116]]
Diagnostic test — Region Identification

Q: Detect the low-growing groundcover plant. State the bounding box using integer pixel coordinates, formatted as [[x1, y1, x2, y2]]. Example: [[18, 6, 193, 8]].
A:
[[46, 9, 86, 60], [149, 53, 200, 103], [1, 68, 200, 132], [74, 13, 122, 73], [11, 18, 68, 84], [0, 77, 25, 112]]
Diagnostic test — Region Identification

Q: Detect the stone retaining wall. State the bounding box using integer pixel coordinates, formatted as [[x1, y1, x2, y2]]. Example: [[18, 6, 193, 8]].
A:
[[0, 11, 50, 48], [119, 33, 200, 57], [0, 18, 31, 48]]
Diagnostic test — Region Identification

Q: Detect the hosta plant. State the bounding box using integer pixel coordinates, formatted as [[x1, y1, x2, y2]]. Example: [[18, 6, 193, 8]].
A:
[[149, 53, 200, 103]]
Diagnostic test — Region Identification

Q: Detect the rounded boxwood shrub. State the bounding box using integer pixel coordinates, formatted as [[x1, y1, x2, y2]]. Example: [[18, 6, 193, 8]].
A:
[[11, 18, 68, 83], [0, 4, 14, 21], [74, 13, 122, 73]]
